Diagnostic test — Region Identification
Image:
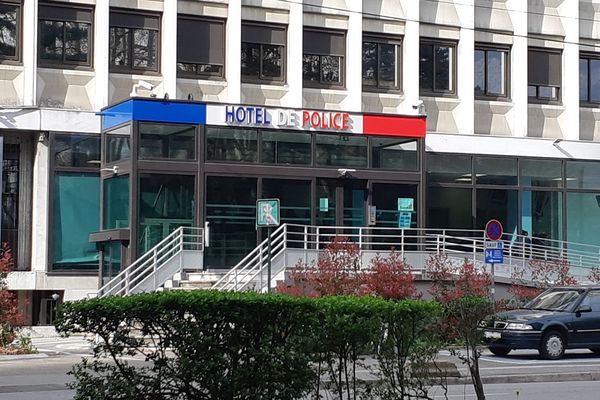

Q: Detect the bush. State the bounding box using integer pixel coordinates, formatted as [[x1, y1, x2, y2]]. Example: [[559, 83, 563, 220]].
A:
[[57, 291, 447, 400]]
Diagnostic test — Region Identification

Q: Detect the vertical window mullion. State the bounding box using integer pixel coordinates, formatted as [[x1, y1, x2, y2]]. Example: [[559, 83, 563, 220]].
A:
[[376, 43, 381, 89], [432, 45, 437, 93]]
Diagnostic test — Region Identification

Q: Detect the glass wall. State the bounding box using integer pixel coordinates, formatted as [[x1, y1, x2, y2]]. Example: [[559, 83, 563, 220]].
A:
[[427, 187, 472, 229], [567, 192, 600, 247], [522, 191, 563, 243], [139, 123, 195, 160], [316, 134, 368, 167], [138, 174, 195, 254], [261, 131, 311, 165], [371, 138, 418, 171], [316, 179, 337, 226], [262, 179, 311, 225], [206, 127, 257, 162], [476, 189, 518, 235], [105, 124, 131, 163], [205, 176, 257, 268], [53, 173, 100, 270], [372, 183, 418, 228], [103, 176, 129, 229]]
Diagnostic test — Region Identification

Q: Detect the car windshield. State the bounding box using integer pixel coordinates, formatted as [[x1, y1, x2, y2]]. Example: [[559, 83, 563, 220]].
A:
[[526, 289, 583, 311]]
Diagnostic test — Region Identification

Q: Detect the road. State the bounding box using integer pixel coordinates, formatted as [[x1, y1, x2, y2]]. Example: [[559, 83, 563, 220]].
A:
[[0, 337, 599, 399]]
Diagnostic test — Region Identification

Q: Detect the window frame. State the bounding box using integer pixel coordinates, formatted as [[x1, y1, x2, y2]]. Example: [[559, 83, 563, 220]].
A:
[[0, 0, 22, 63], [362, 34, 402, 93], [177, 15, 225, 80], [474, 43, 510, 101], [240, 21, 286, 85], [527, 47, 562, 104], [579, 52, 600, 107], [109, 8, 161, 74], [419, 38, 457, 97], [37, 3, 94, 69], [303, 28, 346, 89]]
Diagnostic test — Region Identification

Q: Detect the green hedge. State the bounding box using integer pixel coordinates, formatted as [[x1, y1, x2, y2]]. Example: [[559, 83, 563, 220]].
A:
[[56, 291, 443, 400]]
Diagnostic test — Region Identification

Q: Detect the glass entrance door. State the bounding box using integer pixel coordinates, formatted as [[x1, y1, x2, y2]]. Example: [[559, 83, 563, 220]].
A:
[[316, 179, 367, 227]]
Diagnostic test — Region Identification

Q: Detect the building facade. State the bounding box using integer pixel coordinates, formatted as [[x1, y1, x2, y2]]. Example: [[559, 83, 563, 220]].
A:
[[1, 0, 600, 324]]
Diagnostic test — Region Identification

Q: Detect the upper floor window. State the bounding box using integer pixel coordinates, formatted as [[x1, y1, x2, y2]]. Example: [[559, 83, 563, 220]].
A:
[[0, 0, 20, 61], [362, 35, 401, 91], [419, 40, 456, 95], [528, 48, 561, 103], [177, 16, 225, 79], [38, 3, 92, 68], [580, 54, 600, 105], [475, 45, 509, 99], [241, 22, 286, 83], [303, 28, 345, 88], [109, 10, 160, 73]]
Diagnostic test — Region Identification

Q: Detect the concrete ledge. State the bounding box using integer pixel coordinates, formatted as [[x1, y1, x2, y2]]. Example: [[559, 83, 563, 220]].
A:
[[447, 371, 600, 385]]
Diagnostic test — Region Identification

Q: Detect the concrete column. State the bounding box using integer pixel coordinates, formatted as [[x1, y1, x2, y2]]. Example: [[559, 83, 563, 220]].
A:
[[226, 0, 242, 104], [94, 0, 110, 110], [30, 139, 49, 272], [344, 1, 362, 112], [456, 0, 475, 135], [560, 0, 579, 140], [161, 0, 178, 99], [507, 0, 528, 137], [402, 2, 420, 116], [284, 0, 303, 108], [22, 0, 38, 106]]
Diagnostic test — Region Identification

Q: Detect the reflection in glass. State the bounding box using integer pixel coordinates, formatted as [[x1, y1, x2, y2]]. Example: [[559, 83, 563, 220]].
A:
[[371, 138, 417, 170], [302, 54, 320, 81], [205, 176, 257, 268], [476, 189, 518, 235], [262, 45, 282, 78], [40, 21, 64, 60], [566, 161, 600, 189], [262, 179, 311, 225], [54, 134, 100, 168], [102, 241, 121, 287], [419, 43, 433, 91], [138, 174, 195, 254], [521, 191, 562, 245], [103, 176, 129, 229], [53, 173, 99, 270], [434, 46, 451, 91], [427, 187, 472, 229], [321, 55, 340, 83], [567, 192, 600, 248], [591, 59, 600, 102], [362, 42, 377, 85], [206, 127, 257, 163], [316, 134, 367, 168], [475, 157, 517, 185], [133, 29, 157, 68], [580, 59, 589, 102], [487, 50, 505, 95], [379, 43, 397, 86], [139, 123, 195, 160], [64, 22, 89, 62], [427, 154, 471, 183], [0, 4, 18, 57], [105, 125, 131, 163], [474, 50, 485, 95], [261, 131, 311, 165], [241, 42, 260, 78], [109, 27, 130, 67], [520, 159, 562, 188]]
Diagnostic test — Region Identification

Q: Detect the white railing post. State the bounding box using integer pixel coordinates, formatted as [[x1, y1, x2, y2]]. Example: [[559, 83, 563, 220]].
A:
[[472, 239, 476, 264], [125, 269, 130, 295], [316, 226, 320, 250], [235, 268, 239, 291], [436, 234, 440, 254], [303, 225, 307, 250], [259, 242, 264, 290], [153, 248, 158, 290], [442, 230, 447, 252], [401, 229, 405, 258], [358, 227, 363, 250]]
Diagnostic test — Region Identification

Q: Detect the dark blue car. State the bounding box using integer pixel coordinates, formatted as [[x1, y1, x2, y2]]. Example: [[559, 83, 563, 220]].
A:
[[483, 286, 600, 360]]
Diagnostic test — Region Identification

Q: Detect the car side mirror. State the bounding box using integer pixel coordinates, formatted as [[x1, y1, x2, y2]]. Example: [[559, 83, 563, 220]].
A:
[[577, 305, 593, 313]]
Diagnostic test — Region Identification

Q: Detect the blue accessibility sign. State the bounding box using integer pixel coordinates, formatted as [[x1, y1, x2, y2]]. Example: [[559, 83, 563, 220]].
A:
[[485, 241, 504, 264]]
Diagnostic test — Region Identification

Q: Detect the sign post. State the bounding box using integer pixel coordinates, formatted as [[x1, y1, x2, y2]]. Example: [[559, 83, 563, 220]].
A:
[[256, 199, 281, 293], [484, 219, 504, 301]]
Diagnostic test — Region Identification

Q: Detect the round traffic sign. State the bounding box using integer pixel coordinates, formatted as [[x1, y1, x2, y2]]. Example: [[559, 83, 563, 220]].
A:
[[485, 219, 503, 241]]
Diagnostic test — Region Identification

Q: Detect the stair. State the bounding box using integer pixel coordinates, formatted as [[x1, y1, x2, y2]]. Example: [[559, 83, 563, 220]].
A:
[[167, 271, 227, 291]]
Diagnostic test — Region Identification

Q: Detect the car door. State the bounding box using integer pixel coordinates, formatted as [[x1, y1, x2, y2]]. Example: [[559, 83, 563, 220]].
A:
[[569, 290, 600, 347]]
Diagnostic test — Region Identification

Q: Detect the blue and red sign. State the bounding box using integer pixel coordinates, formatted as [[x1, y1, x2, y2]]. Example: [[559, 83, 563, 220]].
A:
[[485, 219, 504, 241]]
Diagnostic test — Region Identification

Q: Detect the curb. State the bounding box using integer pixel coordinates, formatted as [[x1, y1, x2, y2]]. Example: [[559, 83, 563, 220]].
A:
[[447, 371, 600, 385], [0, 353, 49, 362]]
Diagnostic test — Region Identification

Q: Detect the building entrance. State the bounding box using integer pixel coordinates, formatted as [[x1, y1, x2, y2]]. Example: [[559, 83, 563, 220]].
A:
[[316, 179, 367, 227]]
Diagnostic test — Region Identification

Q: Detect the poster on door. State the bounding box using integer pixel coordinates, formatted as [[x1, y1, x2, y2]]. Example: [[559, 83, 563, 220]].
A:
[[398, 212, 412, 228]]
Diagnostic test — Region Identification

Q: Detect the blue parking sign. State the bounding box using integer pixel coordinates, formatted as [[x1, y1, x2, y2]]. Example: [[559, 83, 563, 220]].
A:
[[485, 241, 503, 264]]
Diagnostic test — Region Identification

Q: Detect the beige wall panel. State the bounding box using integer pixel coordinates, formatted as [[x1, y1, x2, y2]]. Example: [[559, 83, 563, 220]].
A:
[[424, 97, 460, 134], [580, 0, 600, 39], [527, 104, 564, 138], [475, 0, 513, 32], [241, 84, 287, 106], [420, 0, 460, 27], [179, 1, 228, 17], [579, 108, 600, 141], [0, 67, 24, 106], [302, 88, 347, 110], [109, 74, 164, 104], [361, 92, 403, 114], [176, 79, 228, 102], [363, 18, 405, 36], [528, 0, 565, 37], [363, 0, 406, 20], [37, 69, 95, 110], [474, 101, 513, 136], [109, 0, 163, 12], [303, 12, 348, 30], [242, 6, 289, 23]]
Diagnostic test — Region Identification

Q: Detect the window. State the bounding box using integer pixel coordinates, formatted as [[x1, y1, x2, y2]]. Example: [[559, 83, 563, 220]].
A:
[[427, 154, 471, 183], [528, 48, 561, 102], [579, 54, 600, 104], [38, 3, 92, 67], [206, 127, 257, 163], [371, 138, 417, 170], [103, 175, 129, 229], [241, 22, 286, 83], [54, 134, 100, 168], [303, 28, 345, 87], [475, 45, 509, 98], [261, 131, 311, 165], [580, 291, 600, 312], [520, 159, 562, 188], [0, 0, 20, 61], [566, 161, 600, 189], [420, 40, 456, 95], [177, 16, 224, 79], [139, 123, 195, 161], [362, 35, 401, 91], [474, 157, 517, 185], [109, 10, 160, 73], [316, 134, 367, 167], [105, 124, 131, 163]]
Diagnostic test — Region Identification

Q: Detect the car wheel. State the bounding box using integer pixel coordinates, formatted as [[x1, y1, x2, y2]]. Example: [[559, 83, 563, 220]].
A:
[[489, 346, 511, 357], [540, 331, 565, 360]]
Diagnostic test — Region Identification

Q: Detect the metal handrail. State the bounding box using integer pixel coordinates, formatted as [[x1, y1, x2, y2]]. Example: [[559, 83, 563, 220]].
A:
[[96, 227, 204, 297]]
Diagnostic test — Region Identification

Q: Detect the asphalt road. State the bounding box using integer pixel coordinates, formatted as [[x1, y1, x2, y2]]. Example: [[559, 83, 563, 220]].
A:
[[1, 337, 599, 399]]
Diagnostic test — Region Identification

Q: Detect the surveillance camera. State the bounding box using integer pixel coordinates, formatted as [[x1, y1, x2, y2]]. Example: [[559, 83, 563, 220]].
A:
[[137, 80, 154, 90], [412, 100, 424, 110]]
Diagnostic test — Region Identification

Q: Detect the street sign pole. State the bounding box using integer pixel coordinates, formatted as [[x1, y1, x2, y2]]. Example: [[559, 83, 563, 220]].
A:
[[256, 199, 280, 293], [267, 226, 272, 293], [490, 262, 495, 301], [485, 219, 504, 303]]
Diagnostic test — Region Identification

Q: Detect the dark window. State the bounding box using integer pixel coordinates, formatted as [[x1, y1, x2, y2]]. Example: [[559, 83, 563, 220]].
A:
[[0, 1, 20, 61], [316, 134, 367, 168], [371, 137, 417, 170], [474, 156, 517, 185], [303, 28, 345, 87], [528, 48, 561, 102], [579, 54, 600, 104], [566, 161, 600, 189], [475, 45, 509, 98], [105, 124, 131, 163], [109, 10, 159, 72], [420, 40, 456, 95], [427, 153, 472, 183], [38, 3, 92, 67], [261, 131, 311, 165], [206, 127, 257, 163], [177, 16, 224, 79], [241, 22, 285, 83], [362, 35, 401, 91], [580, 291, 600, 312], [139, 123, 195, 160], [2, 144, 19, 267], [54, 134, 100, 168]]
